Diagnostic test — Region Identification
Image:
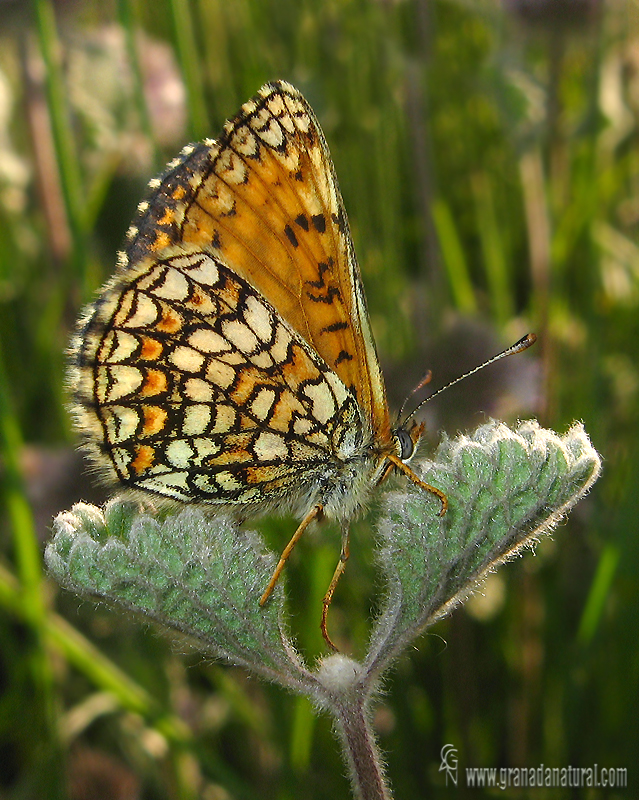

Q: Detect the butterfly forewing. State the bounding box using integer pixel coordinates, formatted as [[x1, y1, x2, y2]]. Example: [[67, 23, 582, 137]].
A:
[[123, 81, 390, 442]]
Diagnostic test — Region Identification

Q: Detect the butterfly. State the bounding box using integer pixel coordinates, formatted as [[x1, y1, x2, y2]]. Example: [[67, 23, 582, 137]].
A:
[[68, 80, 447, 648]]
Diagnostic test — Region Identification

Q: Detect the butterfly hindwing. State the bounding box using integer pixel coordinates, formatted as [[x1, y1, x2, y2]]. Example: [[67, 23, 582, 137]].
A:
[[119, 81, 391, 445], [70, 250, 365, 505]]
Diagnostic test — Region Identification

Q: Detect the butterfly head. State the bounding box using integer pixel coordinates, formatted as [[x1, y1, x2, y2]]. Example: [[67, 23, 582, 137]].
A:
[[392, 420, 424, 464]]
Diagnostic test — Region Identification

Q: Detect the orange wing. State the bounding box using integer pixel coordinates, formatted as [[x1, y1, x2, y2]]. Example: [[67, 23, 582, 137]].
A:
[[122, 81, 391, 445]]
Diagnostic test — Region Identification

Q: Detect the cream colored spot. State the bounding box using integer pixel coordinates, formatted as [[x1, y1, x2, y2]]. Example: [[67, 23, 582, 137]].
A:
[[293, 418, 313, 436], [254, 431, 288, 461], [215, 471, 242, 491], [244, 294, 273, 342], [273, 145, 299, 173], [217, 149, 248, 184], [119, 292, 158, 329], [232, 127, 259, 158], [238, 488, 260, 502], [222, 319, 259, 353], [219, 351, 247, 366], [206, 360, 236, 389], [210, 182, 235, 215], [212, 404, 236, 433], [270, 325, 292, 364], [192, 474, 219, 494], [170, 346, 205, 373], [192, 437, 221, 460], [250, 351, 273, 369], [166, 440, 194, 469], [250, 388, 276, 421], [100, 330, 139, 363], [253, 113, 284, 149], [184, 378, 214, 402], [99, 365, 143, 402], [150, 267, 189, 301], [178, 254, 219, 285], [278, 111, 295, 135], [112, 446, 131, 475], [183, 404, 211, 436], [103, 405, 139, 443], [144, 472, 190, 498], [303, 381, 336, 425], [296, 183, 324, 217], [292, 109, 310, 133], [323, 371, 348, 406], [188, 328, 230, 354], [266, 94, 286, 114]]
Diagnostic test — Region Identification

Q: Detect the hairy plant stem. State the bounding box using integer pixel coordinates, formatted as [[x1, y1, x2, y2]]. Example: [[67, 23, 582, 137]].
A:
[[331, 696, 391, 800]]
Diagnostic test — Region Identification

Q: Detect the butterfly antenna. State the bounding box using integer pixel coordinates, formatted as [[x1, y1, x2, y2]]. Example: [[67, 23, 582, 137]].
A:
[[397, 369, 433, 423], [401, 333, 537, 425]]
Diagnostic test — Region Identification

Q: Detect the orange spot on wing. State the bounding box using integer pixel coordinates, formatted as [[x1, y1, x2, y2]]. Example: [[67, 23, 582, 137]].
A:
[[157, 208, 175, 226], [130, 444, 155, 474], [140, 337, 163, 360], [140, 369, 168, 396], [151, 231, 172, 251], [156, 306, 183, 333], [141, 405, 167, 435], [188, 286, 208, 307]]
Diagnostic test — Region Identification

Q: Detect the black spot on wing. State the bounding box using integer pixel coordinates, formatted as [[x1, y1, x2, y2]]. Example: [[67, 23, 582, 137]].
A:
[[311, 214, 326, 233], [307, 286, 340, 304], [295, 214, 309, 231], [306, 260, 331, 290], [284, 224, 299, 248], [332, 209, 346, 235], [335, 350, 353, 366], [321, 321, 348, 334]]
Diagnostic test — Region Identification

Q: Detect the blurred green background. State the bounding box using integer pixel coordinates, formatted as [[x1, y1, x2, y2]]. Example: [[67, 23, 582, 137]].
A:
[[0, 0, 636, 798]]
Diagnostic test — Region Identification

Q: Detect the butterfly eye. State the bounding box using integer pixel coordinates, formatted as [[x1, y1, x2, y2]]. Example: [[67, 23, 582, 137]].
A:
[[395, 428, 415, 461]]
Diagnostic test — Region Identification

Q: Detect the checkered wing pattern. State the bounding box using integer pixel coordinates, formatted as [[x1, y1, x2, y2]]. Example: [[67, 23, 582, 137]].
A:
[[71, 250, 364, 504]]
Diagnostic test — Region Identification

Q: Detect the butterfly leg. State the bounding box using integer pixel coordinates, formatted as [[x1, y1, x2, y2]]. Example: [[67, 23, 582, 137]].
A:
[[321, 528, 351, 651], [385, 454, 448, 516], [259, 504, 323, 607]]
